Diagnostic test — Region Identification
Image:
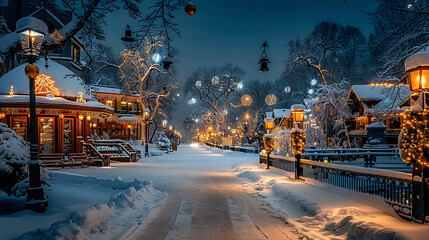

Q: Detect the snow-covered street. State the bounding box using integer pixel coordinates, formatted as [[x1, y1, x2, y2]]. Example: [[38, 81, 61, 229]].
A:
[[2, 144, 427, 239], [56, 144, 302, 240]]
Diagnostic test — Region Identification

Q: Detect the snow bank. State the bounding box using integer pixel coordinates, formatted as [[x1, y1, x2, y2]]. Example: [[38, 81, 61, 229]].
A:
[[15, 176, 166, 240], [234, 165, 423, 240]]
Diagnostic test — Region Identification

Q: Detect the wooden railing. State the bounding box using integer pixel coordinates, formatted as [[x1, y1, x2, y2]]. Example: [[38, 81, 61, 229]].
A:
[[260, 153, 413, 221]]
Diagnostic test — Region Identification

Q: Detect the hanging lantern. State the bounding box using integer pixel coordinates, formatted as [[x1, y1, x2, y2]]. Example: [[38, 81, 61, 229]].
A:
[[185, 1, 197, 15], [16, 17, 48, 57], [264, 117, 275, 131], [162, 56, 173, 70], [259, 42, 270, 72], [405, 47, 429, 92], [121, 25, 135, 43]]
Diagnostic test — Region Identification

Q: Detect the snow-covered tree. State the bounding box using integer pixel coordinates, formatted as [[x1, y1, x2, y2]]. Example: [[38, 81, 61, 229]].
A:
[[286, 21, 370, 86], [156, 132, 171, 149], [369, 0, 429, 82], [0, 123, 49, 197], [184, 64, 245, 132]]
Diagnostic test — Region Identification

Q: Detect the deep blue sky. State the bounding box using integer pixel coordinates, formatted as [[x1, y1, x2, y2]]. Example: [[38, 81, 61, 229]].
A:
[[104, 0, 378, 122]]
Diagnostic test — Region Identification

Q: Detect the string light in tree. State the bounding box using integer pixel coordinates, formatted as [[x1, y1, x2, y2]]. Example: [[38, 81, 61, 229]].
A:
[[290, 128, 306, 155], [35, 73, 60, 96], [399, 110, 429, 167]]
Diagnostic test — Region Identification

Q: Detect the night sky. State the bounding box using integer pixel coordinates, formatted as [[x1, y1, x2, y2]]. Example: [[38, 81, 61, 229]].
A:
[[104, 0, 378, 123]]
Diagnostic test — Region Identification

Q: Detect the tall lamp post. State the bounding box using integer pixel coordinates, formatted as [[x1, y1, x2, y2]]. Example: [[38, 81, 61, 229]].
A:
[[143, 108, 151, 157], [400, 48, 429, 223], [290, 104, 306, 180], [263, 117, 275, 169], [17, 17, 49, 212]]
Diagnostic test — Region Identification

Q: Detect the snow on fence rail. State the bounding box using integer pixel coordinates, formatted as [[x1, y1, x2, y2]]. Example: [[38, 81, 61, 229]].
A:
[[260, 153, 413, 221], [205, 142, 258, 153]]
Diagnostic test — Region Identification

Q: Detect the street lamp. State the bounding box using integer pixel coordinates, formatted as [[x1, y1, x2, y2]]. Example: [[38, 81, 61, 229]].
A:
[[162, 119, 168, 131], [400, 48, 429, 223], [263, 117, 275, 169], [143, 108, 151, 157], [17, 17, 49, 213], [291, 104, 305, 127], [264, 117, 274, 133]]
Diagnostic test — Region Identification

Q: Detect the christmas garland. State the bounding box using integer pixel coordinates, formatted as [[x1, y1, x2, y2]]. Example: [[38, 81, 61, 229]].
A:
[[263, 134, 275, 153], [399, 110, 429, 166], [290, 129, 306, 155]]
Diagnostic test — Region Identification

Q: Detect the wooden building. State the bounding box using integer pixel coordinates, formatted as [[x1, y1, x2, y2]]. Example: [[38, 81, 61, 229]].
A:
[[0, 59, 113, 154], [345, 83, 411, 147], [90, 85, 142, 140]]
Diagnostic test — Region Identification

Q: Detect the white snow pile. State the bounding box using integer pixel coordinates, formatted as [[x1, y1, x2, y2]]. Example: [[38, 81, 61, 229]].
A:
[[15, 176, 166, 240], [234, 165, 421, 240], [0, 123, 49, 197]]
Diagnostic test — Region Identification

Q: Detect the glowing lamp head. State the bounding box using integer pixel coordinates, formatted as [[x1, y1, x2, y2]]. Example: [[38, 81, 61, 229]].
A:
[[405, 47, 429, 92], [16, 17, 48, 56], [264, 117, 275, 130], [291, 104, 306, 123], [86, 116, 91, 121], [78, 115, 84, 120], [231, 129, 237, 136], [169, 125, 173, 131], [143, 108, 151, 120], [162, 119, 168, 127], [59, 113, 64, 119]]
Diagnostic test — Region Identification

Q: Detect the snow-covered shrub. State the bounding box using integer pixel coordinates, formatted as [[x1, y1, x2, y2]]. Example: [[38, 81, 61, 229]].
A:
[[156, 132, 171, 149], [272, 128, 292, 156], [0, 123, 48, 197]]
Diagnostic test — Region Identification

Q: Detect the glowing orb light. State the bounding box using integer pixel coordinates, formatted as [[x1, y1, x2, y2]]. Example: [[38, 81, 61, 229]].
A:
[[265, 94, 277, 106]]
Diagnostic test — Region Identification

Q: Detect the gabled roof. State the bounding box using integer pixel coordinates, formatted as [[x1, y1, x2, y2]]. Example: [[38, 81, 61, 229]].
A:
[[347, 84, 412, 115], [273, 109, 290, 119], [0, 58, 91, 98]]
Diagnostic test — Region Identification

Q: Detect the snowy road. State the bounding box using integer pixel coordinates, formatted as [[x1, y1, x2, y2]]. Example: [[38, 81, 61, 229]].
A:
[[61, 144, 301, 240]]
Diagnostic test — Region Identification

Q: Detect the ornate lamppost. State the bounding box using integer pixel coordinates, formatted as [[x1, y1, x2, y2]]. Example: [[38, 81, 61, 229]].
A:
[[162, 119, 168, 132], [17, 17, 49, 212], [143, 108, 151, 157], [263, 117, 275, 169], [290, 104, 306, 180], [400, 48, 429, 223]]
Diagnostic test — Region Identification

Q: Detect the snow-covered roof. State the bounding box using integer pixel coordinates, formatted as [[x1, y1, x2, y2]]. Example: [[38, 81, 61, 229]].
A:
[[273, 109, 290, 119], [0, 95, 114, 113], [351, 85, 387, 101], [404, 46, 429, 71], [118, 114, 139, 121], [0, 59, 91, 98], [90, 85, 140, 96], [291, 104, 306, 111], [15, 17, 48, 35]]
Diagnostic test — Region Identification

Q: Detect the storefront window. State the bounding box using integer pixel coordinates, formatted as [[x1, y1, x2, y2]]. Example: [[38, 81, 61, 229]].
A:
[[39, 118, 54, 153], [12, 117, 27, 140], [63, 118, 74, 154]]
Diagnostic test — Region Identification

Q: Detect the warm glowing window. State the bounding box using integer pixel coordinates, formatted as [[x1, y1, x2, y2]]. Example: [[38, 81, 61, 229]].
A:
[[356, 117, 368, 130], [106, 100, 113, 108]]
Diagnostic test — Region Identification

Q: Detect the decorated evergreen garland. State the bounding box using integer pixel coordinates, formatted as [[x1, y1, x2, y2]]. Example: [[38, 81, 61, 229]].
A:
[[399, 110, 429, 167], [290, 128, 306, 155], [263, 134, 275, 153]]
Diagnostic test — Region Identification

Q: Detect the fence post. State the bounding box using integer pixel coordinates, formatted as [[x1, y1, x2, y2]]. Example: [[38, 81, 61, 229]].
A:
[[412, 164, 429, 223], [295, 154, 301, 180]]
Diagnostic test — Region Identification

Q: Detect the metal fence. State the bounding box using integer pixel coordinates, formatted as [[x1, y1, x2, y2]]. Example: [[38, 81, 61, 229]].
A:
[[260, 154, 413, 221]]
